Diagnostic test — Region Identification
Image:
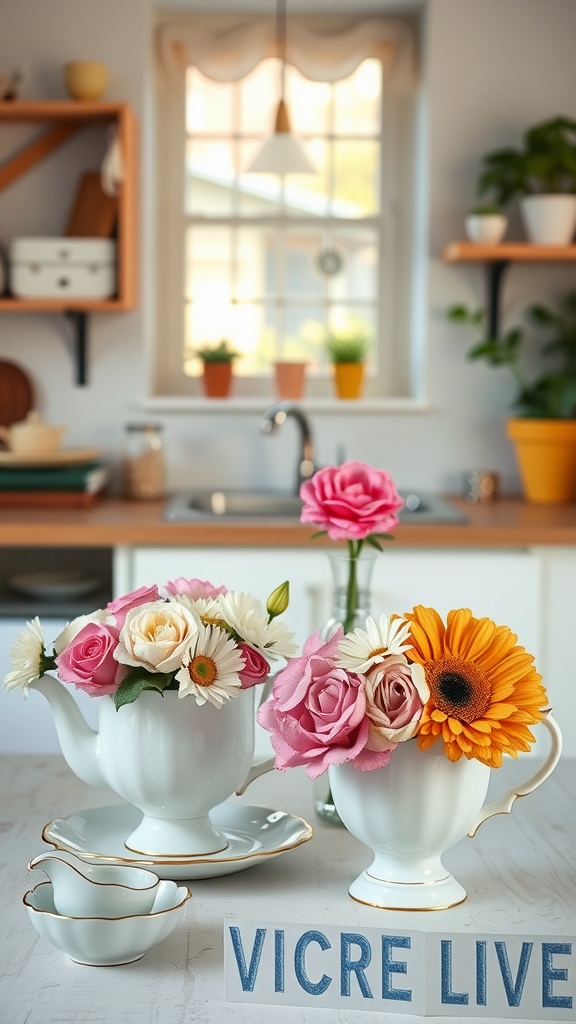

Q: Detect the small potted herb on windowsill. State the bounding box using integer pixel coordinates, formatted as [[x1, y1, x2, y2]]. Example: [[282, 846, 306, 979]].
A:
[[326, 332, 369, 400], [195, 340, 240, 399]]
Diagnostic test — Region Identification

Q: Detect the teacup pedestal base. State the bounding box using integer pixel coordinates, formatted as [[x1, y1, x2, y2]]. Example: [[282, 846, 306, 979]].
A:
[[349, 859, 467, 911], [124, 813, 229, 857]]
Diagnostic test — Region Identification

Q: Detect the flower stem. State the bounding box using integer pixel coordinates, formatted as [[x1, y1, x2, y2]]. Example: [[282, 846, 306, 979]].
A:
[[343, 539, 362, 633]]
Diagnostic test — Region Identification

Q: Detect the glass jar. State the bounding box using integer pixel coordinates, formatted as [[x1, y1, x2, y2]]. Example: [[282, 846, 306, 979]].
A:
[[123, 423, 165, 500], [314, 547, 377, 825]]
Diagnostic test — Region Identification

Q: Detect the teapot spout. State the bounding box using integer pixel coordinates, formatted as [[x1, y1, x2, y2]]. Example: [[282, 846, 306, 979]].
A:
[[30, 675, 107, 789]]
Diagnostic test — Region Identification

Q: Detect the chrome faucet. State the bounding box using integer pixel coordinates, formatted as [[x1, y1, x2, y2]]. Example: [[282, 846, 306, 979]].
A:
[[260, 402, 315, 495]]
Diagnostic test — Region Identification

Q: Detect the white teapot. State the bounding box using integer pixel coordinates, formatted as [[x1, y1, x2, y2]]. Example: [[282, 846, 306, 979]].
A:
[[0, 410, 67, 454]]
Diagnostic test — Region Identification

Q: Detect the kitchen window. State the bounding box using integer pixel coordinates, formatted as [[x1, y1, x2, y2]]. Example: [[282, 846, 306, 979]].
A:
[[153, 14, 420, 403]]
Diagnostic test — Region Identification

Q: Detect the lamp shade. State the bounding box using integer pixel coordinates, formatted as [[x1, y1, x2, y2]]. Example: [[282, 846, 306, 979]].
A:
[[247, 98, 316, 175]]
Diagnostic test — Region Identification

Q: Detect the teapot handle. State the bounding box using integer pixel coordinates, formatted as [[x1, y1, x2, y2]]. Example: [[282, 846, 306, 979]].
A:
[[468, 711, 562, 837], [235, 675, 277, 796]]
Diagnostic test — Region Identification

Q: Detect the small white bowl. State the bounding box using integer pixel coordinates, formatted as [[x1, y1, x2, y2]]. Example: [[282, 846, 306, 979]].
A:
[[28, 850, 160, 918], [23, 880, 191, 966]]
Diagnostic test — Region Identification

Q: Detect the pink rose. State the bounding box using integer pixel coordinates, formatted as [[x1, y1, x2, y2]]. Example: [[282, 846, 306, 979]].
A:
[[107, 585, 161, 628], [257, 629, 391, 778], [56, 622, 126, 697], [364, 657, 429, 748], [161, 578, 228, 600], [238, 643, 270, 689], [300, 461, 404, 541]]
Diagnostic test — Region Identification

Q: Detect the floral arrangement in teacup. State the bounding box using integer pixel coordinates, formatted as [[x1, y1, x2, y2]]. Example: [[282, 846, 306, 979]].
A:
[[257, 461, 548, 773], [4, 577, 297, 710]]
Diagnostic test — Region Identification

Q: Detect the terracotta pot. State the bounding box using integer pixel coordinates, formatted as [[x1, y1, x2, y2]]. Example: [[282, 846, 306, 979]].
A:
[[201, 362, 233, 399], [273, 361, 307, 400], [506, 417, 576, 504], [333, 362, 364, 400]]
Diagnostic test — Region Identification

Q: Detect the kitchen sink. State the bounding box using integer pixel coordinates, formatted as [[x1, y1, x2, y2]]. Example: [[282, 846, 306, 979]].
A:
[[163, 490, 467, 524]]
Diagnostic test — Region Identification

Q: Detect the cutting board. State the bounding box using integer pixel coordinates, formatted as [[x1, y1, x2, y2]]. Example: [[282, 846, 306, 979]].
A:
[[65, 171, 118, 238], [0, 360, 34, 426]]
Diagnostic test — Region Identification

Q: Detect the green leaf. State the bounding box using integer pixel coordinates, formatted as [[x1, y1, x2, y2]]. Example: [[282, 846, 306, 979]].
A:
[[113, 669, 174, 711], [310, 530, 328, 540], [365, 536, 383, 551]]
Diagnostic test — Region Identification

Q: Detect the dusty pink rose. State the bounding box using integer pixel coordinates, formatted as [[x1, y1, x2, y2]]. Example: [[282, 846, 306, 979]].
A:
[[238, 643, 270, 689], [161, 578, 227, 600], [364, 656, 429, 749], [300, 461, 403, 541], [56, 622, 126, 697], [257, 629, 391, 778], [107, 585, 161, 628]]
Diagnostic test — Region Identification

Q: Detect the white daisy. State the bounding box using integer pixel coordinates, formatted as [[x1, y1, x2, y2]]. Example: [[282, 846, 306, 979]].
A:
[[336, 613, 412, 673], [176, 623, 244, 708], [218, 592, 297, 660], [4, 617, 46, 695], [171, 593, 224, 625]]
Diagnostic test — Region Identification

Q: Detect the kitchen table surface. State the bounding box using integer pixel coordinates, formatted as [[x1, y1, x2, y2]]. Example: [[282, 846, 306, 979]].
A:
[[3, 496, 576, 547], [1, 754, 574, 1024]]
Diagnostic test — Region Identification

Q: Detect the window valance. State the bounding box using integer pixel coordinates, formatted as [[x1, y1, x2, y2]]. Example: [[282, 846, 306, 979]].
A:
[[155, 13, 417, 93]]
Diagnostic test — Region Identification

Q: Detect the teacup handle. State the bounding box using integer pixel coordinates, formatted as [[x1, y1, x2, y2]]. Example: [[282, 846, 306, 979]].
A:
[[468, 711, 562, 837], [235, 676, 277, 796]]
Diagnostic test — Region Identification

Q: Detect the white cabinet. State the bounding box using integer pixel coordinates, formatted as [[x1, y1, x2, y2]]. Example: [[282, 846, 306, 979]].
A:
[[130, 545, 541, 658]]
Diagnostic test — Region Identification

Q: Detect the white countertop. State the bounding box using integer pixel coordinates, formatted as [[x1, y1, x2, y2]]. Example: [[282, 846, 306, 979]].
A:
[[1, 754, 574, 1024]]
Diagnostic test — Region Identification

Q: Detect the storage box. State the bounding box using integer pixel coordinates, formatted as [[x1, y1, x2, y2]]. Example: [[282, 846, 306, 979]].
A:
[[10, 237, 116, 299]]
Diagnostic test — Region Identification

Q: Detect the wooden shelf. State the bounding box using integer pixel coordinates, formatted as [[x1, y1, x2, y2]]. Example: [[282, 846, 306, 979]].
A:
[[442, 240, 576, 336], [443, 241, 576, 262], [0, 101, 138, 383]]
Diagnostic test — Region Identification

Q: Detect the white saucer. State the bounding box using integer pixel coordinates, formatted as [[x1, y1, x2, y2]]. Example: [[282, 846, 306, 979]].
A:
[[42, 803, 313, 881]]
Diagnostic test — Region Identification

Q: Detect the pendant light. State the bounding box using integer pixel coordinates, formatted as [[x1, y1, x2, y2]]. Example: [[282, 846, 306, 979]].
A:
[[247, 0, 316, 175]]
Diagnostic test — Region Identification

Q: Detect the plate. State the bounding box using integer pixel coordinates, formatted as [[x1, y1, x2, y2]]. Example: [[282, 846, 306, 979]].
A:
[[0, 447, 100, 467], [7, 571, 102, 601], [42, 803, 313, 881]]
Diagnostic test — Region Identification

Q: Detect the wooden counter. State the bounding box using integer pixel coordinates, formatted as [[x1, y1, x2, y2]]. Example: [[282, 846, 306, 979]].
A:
[[2, 496, 576, 548]]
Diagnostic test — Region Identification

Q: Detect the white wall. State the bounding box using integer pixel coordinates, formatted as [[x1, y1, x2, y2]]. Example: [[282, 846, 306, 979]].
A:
[[0, 0, 576, 496]]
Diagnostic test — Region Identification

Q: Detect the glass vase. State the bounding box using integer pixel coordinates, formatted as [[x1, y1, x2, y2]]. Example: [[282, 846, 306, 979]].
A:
[[314, 547, 377, 825]]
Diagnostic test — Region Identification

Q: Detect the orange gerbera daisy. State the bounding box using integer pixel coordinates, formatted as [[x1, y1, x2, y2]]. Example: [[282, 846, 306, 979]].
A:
[[403, 605, 548, 768]]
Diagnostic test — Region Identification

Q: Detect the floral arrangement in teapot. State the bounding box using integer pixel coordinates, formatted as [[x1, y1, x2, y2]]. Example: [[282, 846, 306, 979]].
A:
[[258, 460, 550, 774], [5, 575, 296, 710]]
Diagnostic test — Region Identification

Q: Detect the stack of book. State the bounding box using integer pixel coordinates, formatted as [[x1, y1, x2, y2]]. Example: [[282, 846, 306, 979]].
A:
[[0, 461, 109, 507]]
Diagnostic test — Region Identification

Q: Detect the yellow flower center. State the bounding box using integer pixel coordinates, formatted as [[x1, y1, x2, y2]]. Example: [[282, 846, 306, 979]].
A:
[[425, 654, 491, 723], [369, 645, 388, 659], [188, 655, 217, 686]]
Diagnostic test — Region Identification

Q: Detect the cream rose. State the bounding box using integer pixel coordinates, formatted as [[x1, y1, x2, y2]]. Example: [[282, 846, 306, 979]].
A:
[[114, 600, 200, 673], [364, 656, 429, 749]]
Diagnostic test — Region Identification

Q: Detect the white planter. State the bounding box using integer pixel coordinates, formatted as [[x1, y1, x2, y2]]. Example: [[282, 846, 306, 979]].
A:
[[520, 194, 576, 245], [465, 213, 507, 244]]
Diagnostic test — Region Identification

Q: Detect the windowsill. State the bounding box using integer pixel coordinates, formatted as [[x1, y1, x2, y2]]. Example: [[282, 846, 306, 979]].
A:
[[141, 396, 432, 415]]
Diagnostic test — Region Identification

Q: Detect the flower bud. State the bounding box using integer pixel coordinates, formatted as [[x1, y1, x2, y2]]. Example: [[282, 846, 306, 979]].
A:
[[266, 581, 289, 620]]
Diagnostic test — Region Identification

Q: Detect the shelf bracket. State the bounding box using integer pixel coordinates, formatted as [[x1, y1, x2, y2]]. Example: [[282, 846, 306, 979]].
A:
[[64, 310, 88, 386], [486, 260, 510, 337]]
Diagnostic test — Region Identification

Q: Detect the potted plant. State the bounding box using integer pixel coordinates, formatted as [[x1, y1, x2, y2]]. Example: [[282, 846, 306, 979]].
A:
[[273, 358, 308, 400], [476, 116, 576, 245], [448, 292, 576, 503], [326, 331, 370, 400], [465, 203, 508, 244], [195, 340, 239, 399]]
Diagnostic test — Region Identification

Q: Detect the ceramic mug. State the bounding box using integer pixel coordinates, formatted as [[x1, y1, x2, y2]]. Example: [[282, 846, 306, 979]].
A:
[[329, 712, 562, 910]]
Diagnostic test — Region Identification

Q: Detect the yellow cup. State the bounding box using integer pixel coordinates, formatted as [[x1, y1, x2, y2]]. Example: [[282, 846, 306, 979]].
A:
[[63, 61, 109, 101]]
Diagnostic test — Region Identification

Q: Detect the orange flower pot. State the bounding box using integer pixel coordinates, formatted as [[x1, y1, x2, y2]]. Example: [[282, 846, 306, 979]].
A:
[[201, 362, 233, 399], [506, 417, 576, 504], [333, 362, 364, 400], [273, 361, 307, 400]]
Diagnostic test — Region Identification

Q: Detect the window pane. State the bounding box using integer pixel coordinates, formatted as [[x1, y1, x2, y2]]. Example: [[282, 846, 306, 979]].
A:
[[329, 228, 379, 301], [333, 60, 382, 135], [332, 140, 380, 216], [186, 68, 233, 134], [240, 59, 278, 136], [185, 139, 235, 215], [184, 225, 232, 301]]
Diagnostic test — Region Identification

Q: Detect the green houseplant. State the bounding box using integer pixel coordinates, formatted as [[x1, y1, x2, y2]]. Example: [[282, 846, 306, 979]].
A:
[[326, 331, 370, 400], [195, 340, 239, 399], [449, 293, 576, 503], [476, 116, 576, 244]]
